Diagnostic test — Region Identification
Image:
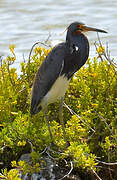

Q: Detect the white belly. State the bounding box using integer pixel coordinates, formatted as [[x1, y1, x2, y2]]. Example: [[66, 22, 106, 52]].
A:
[[41, 75, 70, 107]]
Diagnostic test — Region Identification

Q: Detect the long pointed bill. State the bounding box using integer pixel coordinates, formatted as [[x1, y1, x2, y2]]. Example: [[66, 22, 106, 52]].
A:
[[82, 25, 107, 33]]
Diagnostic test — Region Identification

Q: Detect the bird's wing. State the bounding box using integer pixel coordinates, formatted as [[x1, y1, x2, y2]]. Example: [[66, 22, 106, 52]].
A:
[[30, 43, 65, 114]]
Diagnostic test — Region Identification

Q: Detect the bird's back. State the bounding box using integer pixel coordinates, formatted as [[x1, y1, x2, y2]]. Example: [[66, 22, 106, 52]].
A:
[[30, 43, 68, 115], [30, 34, 89, 115]]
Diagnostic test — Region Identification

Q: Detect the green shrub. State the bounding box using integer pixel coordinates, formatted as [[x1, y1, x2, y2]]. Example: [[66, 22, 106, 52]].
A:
[[0, 44, 116, 179]]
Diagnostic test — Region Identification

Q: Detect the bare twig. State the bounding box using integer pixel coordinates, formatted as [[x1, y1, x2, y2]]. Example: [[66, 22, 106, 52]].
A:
[[97, 32, 108, 61], [46, 148, 59, 161], [58, 161, 73, 180], [28, 41, 51, 64], [40, 146, 48, 155], [48, 147, 67, 156], [97, 33, 110, 63], [96, 112, 117, 141], [106, 42, 110, 60], [44, 33, 51, 44], [85, 153, 117, 166], [94, 41, 103, 62], [91, 167, 102, 180], [39, 146, 66, 160], [38, 145, 74, 180], [96, 33, 117, 68], [27, 41, 51, 84], [63, 102, 95, 132], [27, 140, 34, 152], [95, 159, 117, 166]]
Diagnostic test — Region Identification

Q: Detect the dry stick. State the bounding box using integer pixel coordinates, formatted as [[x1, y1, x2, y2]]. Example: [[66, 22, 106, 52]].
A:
[[39, 146, 73, 179], [64, 104, 117, 166], [46, 148, 60, 161], [39, 146, 67, 163], [44, 32, 52, 44], [63, 102, 95, 133], [27, 140, 34, 152], [97, 33, 117, 67], [95, 35, 117, 143], [88, 155, 116, 180], [39, 146, 48, 155], [28, 41, 51, 64], [106, 42, 110, 61], [28, 41, 51, 84], [97, 32, 110, 62], [48, 147, 67, 158], [85, 152, 117, 166], [95, 33, 104, 62], [91, 167, 102, 180], [95, 159, 117, 166], [58, 161, 73, 180], [94, 41, 103, 62], [96, 112, 117, 141]]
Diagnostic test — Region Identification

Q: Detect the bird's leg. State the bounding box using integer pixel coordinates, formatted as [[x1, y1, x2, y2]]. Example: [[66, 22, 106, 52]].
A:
[[44, 106, 53, 143], [59, 97, 67, 143]]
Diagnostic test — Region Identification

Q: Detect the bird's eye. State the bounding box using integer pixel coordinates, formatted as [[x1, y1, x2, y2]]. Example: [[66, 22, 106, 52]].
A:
[[77, 24, 84, 31]]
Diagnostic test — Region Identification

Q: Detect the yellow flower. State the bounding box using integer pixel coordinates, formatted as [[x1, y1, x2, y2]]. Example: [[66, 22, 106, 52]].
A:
[[77, 105, 81, 108], [96, 46, 105, 54], [17, 140, 26, 146], [11, 161, 17, 167], [8, 44, 16, 61], [91, 103, 98, 108], [73, 76, 77, 83], [34, 46, 42, 54], [91, 72, 98, 78], [9, 44, 16, 54]]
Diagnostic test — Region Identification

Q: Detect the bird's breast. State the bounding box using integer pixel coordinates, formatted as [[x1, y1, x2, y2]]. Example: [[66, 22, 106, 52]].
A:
[[40, 75, 70, 107]]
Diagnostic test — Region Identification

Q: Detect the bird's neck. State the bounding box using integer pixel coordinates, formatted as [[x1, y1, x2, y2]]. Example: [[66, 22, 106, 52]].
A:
[[66, 31, 83, 47], [66, 32, 89, 52], [66, 32, 89, 67]]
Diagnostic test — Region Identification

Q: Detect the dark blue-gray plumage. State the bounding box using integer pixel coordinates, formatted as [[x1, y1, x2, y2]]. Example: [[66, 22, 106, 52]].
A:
[[30, 22, 107, 143]]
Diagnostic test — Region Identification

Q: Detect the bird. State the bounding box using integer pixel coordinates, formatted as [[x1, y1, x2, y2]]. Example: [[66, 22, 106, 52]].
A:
[[30, 22, 107, 144]]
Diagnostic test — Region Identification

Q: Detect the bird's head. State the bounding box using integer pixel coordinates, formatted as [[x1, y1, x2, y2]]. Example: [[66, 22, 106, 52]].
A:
[[66, 22, 107, 40]]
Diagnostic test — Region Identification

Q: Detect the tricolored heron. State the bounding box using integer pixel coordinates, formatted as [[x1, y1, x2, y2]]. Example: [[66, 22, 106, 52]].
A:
[[30, 22, 107, 143]]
